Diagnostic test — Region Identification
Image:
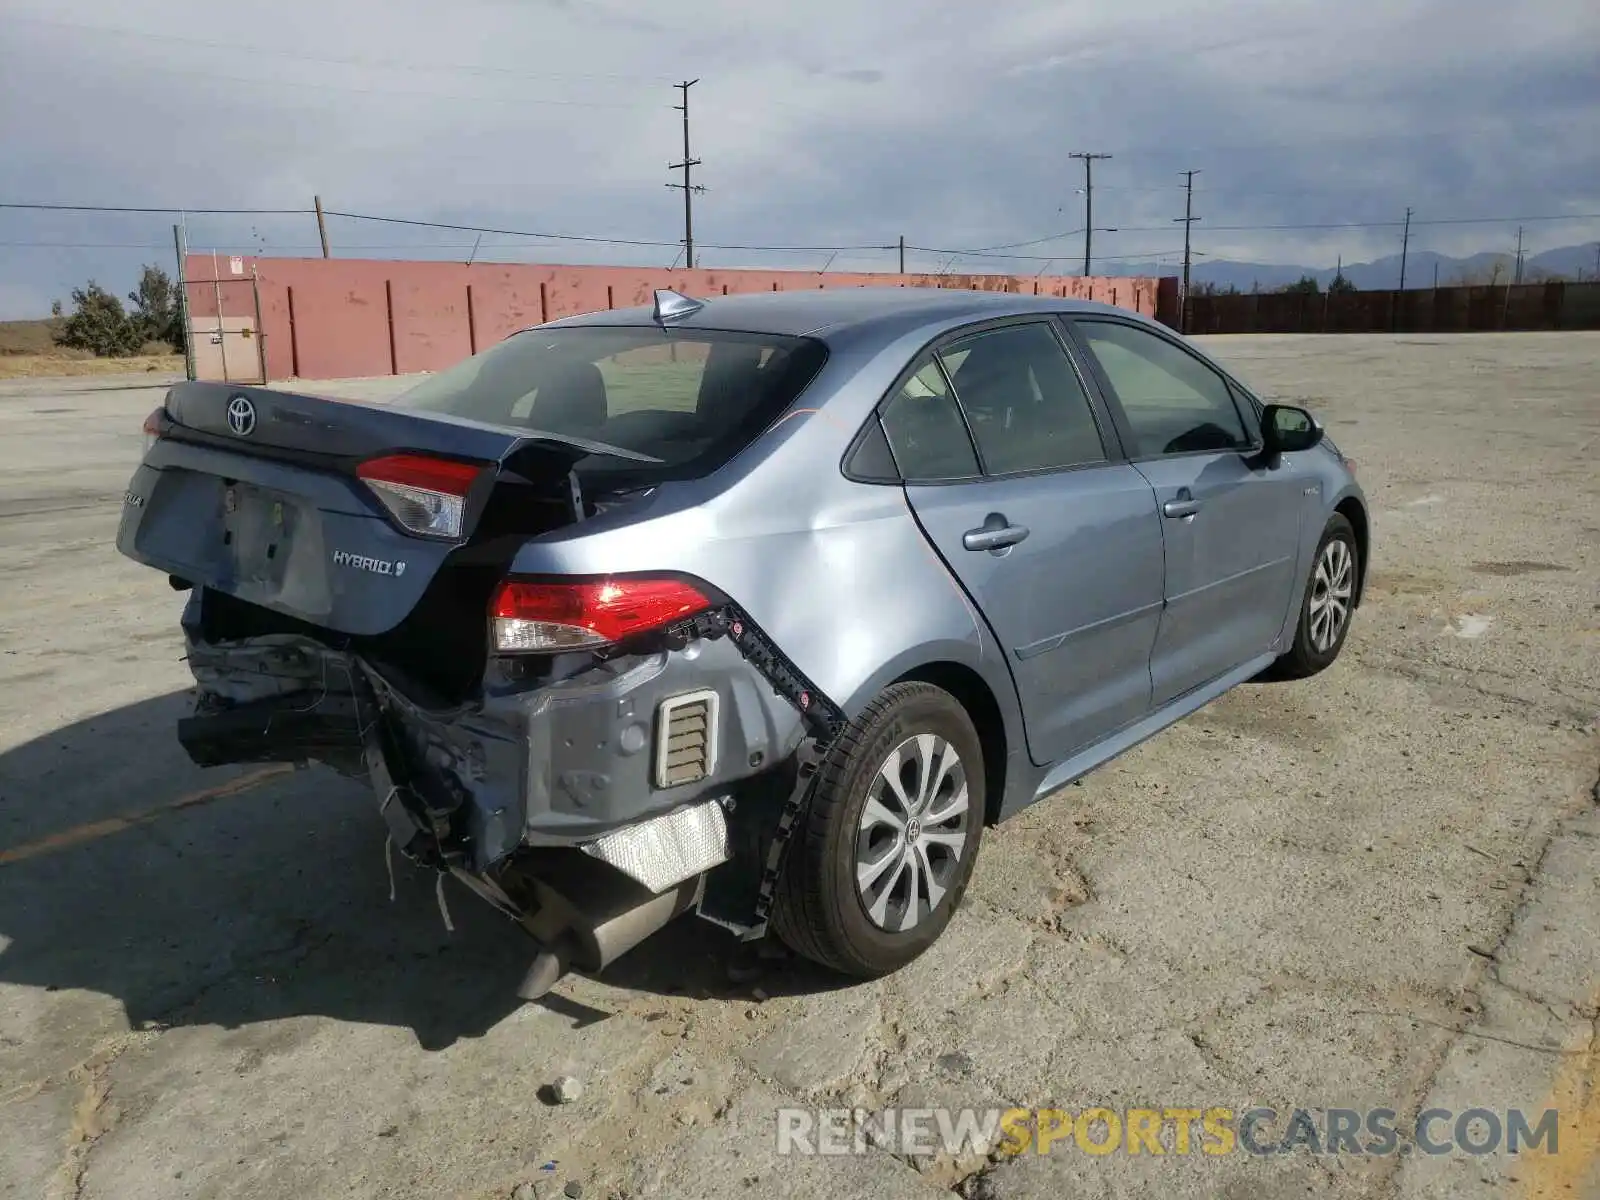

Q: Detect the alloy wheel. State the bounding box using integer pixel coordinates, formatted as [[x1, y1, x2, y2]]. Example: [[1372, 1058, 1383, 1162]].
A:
[[854, 733, 971, 932], [1309, 537, 1354, 653]]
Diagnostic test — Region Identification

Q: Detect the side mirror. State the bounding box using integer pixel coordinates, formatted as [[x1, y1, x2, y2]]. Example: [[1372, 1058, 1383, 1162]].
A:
[[1260, 404, 1324, 455]]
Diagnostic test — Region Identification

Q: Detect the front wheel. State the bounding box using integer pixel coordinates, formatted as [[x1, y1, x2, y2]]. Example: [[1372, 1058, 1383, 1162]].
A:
[[772, 682, 984, 977], [1270, 512, 1358, 679]]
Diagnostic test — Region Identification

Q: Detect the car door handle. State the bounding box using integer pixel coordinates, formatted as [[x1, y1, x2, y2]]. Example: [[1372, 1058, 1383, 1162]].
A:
[[963, 523, 1030, 551], [1162, 498, 1202, 519]]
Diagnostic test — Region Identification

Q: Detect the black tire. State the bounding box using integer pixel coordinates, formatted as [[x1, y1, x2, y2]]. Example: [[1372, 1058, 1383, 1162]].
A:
[[1269, 512, 1359, 680], [772, 681, 984, 977]]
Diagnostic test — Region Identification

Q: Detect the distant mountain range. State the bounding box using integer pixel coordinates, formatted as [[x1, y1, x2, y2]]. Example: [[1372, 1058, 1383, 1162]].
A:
[[1115, 241, 1600, 291]]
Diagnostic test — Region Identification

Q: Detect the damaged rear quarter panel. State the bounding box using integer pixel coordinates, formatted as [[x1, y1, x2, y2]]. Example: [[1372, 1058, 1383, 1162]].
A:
[[488, 635, 806, 854]]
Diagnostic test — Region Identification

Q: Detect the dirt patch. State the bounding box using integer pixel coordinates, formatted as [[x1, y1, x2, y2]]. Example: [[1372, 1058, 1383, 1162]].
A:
[[1365, 569, 1447, 597], [1471, 560, 1571, 576], [0, 318, 65, 356], [0, 354, 184, 380]]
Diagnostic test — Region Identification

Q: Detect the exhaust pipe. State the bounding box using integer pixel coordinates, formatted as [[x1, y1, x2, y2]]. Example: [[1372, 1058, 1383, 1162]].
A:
[[483, 851, 704, 999]]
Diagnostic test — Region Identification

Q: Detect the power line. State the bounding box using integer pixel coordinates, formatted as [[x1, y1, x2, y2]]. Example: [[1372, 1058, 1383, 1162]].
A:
[[976, 211, 1600, 242], [0, 240, 611, 250], [0, 203, 314, 216], [9, 201, 1600, 234], [1121, 212, 1600, 232], [971, 228, 1086, 253], [5, 235, 1184, 265], [904, 244, 1188, 264], [320, 210, 894, 253], [321, 211, 672, 248], [4, 201, 1598, 265], [1068, 152, 1113, 275], [1073, 185, 1183, 195]]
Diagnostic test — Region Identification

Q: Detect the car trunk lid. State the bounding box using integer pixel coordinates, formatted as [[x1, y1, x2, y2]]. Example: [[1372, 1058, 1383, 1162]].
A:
[[118, 381, 654, 643]]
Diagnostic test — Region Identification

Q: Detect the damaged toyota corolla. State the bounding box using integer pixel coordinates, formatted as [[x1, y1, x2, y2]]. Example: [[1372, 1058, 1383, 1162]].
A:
[[117, 286, 1367, 995]]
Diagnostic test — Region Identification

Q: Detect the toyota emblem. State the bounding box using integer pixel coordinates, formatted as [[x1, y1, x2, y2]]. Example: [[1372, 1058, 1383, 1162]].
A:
[[226, 395, 256, 437]]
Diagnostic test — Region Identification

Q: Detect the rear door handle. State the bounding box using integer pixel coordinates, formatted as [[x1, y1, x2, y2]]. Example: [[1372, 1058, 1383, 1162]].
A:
[[963, 523, 1030, 551], [1162, 498, 1202, 519]]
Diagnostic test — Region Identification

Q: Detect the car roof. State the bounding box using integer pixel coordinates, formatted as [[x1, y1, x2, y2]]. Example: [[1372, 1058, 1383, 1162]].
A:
[[544, 286, 1147, 342]]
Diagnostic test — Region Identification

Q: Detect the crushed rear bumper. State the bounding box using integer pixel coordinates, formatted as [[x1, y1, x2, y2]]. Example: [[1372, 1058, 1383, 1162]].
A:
[[172, 588, 841, 943]]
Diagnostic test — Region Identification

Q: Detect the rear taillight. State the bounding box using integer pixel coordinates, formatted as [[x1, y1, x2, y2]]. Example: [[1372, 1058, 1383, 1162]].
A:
[[142, 408, 163, 456], [357, 453, 486, 539], [490, 577, 712, 652]]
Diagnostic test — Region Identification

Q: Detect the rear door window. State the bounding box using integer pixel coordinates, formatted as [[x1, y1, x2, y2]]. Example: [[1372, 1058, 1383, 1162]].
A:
[[879, 357, 982, 482], [936, 322, 1108, 474]]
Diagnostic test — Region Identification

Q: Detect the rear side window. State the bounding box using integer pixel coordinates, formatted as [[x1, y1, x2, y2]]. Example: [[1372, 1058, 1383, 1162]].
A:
[[937, 322, 1107, 474], [879, 358, 981, 482], [393, 326, 827, 482]]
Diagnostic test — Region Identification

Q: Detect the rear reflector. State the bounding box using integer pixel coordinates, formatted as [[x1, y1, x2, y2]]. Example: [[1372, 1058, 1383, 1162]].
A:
[[490, 577, 712, 652], [142, 408, 163, 457], [357, 453, 485, 539]]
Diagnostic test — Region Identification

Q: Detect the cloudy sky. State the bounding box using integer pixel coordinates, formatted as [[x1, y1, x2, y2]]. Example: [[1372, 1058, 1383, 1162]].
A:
[[1, 0, 1597, 318]]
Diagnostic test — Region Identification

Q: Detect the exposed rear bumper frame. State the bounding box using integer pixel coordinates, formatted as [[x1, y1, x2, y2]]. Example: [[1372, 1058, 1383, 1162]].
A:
[[173, 599, 849, 944]]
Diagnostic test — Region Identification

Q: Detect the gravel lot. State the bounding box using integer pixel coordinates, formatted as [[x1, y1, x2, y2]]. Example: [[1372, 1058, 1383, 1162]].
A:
[[1, 332, 1596, 1200]]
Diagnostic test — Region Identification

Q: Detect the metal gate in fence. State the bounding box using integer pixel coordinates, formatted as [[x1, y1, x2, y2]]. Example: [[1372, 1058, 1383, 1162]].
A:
[[179, 258, 267, 384]]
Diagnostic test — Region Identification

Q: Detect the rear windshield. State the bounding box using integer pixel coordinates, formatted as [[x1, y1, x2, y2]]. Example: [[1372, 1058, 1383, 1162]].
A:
[[392, 326, 828, 482]]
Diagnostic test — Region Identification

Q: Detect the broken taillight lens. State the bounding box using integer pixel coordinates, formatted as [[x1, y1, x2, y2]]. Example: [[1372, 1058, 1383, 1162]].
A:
[[490, 577, 712, 652], [357, 453, 485, 539]]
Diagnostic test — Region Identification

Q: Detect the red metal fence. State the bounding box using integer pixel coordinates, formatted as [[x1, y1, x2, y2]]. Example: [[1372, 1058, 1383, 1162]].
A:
[[182, 255, 1176, 382]]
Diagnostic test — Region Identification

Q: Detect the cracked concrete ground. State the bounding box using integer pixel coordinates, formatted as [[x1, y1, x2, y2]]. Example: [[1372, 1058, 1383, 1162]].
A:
[[1, 331, 1596, 1200]]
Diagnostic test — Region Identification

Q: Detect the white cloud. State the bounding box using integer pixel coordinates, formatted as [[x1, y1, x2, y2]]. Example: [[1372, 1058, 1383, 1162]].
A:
[[0, 0, 1596, 316]]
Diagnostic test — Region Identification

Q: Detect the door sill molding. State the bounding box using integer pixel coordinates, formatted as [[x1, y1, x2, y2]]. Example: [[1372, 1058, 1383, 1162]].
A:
[[1030, 651, 1278, 803]]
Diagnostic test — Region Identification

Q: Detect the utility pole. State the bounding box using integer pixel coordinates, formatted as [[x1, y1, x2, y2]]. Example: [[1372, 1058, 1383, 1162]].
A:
[[1397, 206, 1412, 291], [898, 234, 905, 274], [172, 223, 195, 381], [666, 80, 704, 269], [313, 194, 330, 258], [1512, 225, 1524, 284], [1069, 152, 1112, 276], [1172, 169, 1201, 333]]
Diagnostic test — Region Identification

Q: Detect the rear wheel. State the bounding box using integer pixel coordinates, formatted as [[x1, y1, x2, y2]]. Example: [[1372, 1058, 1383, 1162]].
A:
[[772, 682, 984, 977], [1270, 513, 1358, 679]]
